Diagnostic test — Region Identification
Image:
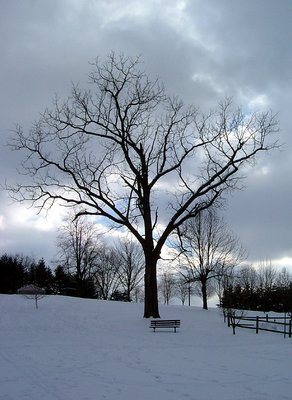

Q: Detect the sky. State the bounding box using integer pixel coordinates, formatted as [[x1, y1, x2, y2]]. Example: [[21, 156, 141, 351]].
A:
[[0, 0, 291, 270]]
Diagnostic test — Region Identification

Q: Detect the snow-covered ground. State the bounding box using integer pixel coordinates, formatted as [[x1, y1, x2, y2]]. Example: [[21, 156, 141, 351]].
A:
[[0, 295, 291, 400]]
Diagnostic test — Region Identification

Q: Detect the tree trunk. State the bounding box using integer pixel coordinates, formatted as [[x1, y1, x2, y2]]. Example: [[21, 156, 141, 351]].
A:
[[126, 285, 131, 302], [202, 280, 208, 310], [144, 254, 160, 318], [141, 183, 160, 318]]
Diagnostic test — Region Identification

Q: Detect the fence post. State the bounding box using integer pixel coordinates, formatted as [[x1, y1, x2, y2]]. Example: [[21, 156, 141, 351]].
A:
[[256, 316, 259, 334], [289, 319, 292, 338], [266, 314, 269, 322]]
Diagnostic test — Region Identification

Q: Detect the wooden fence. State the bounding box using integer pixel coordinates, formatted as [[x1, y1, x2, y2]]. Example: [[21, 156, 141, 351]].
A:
[[224, 310, 292, 338]]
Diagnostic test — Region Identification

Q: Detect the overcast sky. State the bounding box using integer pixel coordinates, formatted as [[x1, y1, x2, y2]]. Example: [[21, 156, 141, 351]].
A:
[[0, 0, 291, 270]]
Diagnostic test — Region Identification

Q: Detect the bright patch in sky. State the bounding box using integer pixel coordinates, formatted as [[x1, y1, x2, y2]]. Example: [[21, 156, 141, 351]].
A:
[[0, 215, 5, 230], [273, 257, 292, 272], [253, 165, 271, 177], [9, 204, 66, 232], [248, 94, 270, 110]]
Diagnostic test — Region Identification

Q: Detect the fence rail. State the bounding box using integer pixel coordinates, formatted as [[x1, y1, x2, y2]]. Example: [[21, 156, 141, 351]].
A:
[[224, 310, 292, 338]]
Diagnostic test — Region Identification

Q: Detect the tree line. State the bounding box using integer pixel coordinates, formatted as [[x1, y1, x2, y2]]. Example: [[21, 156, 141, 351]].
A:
[[0, 248, 144, 301], [221, 263, 292, 313], [3, 207, 291, 312], [0, 217, 145, 301], [0, 204, 268, 311], [0, 254, 53, 295], [0, 206, 245, 309]]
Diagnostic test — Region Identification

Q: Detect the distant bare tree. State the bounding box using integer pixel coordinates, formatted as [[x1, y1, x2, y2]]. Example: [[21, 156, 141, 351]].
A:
[[193, 279, 216, 306], [237, 265, 259, 294], [257, 260, 277, 292], [159, 272, 176, 305], [132, 285, 144, 303], [93, 246, 120, 300], [276, 267, 292, 315], [176, 276, 192, 306], [277, 267, 292, 289], [215, 266, 237, 307], [116, 238, 144, 301], [57, 214, 100, 297], [9, 53, 279, 317], [176, 208, 245, 309]]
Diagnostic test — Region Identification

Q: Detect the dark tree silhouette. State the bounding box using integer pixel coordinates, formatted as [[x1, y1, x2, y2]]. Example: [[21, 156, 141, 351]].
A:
[[27, 258, 53, 292], [0, 254, 28, 293]]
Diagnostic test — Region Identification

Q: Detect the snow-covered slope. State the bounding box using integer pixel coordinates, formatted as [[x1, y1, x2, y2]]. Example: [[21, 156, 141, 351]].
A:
[[0, 295, 290, 400]]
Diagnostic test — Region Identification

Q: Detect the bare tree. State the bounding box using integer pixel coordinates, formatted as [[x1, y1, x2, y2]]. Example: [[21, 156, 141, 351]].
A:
[[237, 265, 259, 294], [257, 259, 277, 292], [159, 272, 176, 305], [176, 208, 245, 309], [57, 214, 100, 297], [277, 267, 292, 289], [116, 238, 144, 301], [276, 267, 292, 315], [215, 264, 237, 307], [9, 53, 278, 317], [193, 280, 216, 307], [132, 285, 144, 303], [176, 276, 194, 306], [93, 246, 120, 300]]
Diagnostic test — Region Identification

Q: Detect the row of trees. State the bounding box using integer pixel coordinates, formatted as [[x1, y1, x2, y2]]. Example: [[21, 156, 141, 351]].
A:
[[56, 215, 144, 299], [3, 208, 292, 312], [1, 204, 271, 310], [0, 218, 145, 301], [0, 248, 211, 305], [0, 246, 144, 301], [222, 263, 292, 312], [0, 206, 243, 308], [0, 254, 53, 294], [3, 205, 291, 311], [55, 207, 246, 309]]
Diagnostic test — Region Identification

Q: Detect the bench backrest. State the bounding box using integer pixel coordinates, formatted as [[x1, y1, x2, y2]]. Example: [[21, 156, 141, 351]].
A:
[[150, 319, 180, 327]]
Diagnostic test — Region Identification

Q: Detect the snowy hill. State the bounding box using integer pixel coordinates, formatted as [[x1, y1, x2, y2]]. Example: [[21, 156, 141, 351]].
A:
[[0, 295, 291, 400]]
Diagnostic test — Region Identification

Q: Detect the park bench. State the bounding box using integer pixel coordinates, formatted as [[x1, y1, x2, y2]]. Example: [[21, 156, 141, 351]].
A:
[[150, 319, 180, 333]]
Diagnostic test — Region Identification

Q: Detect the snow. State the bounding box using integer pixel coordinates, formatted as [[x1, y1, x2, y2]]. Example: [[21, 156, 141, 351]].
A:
[[0, 295, 291, 400]]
